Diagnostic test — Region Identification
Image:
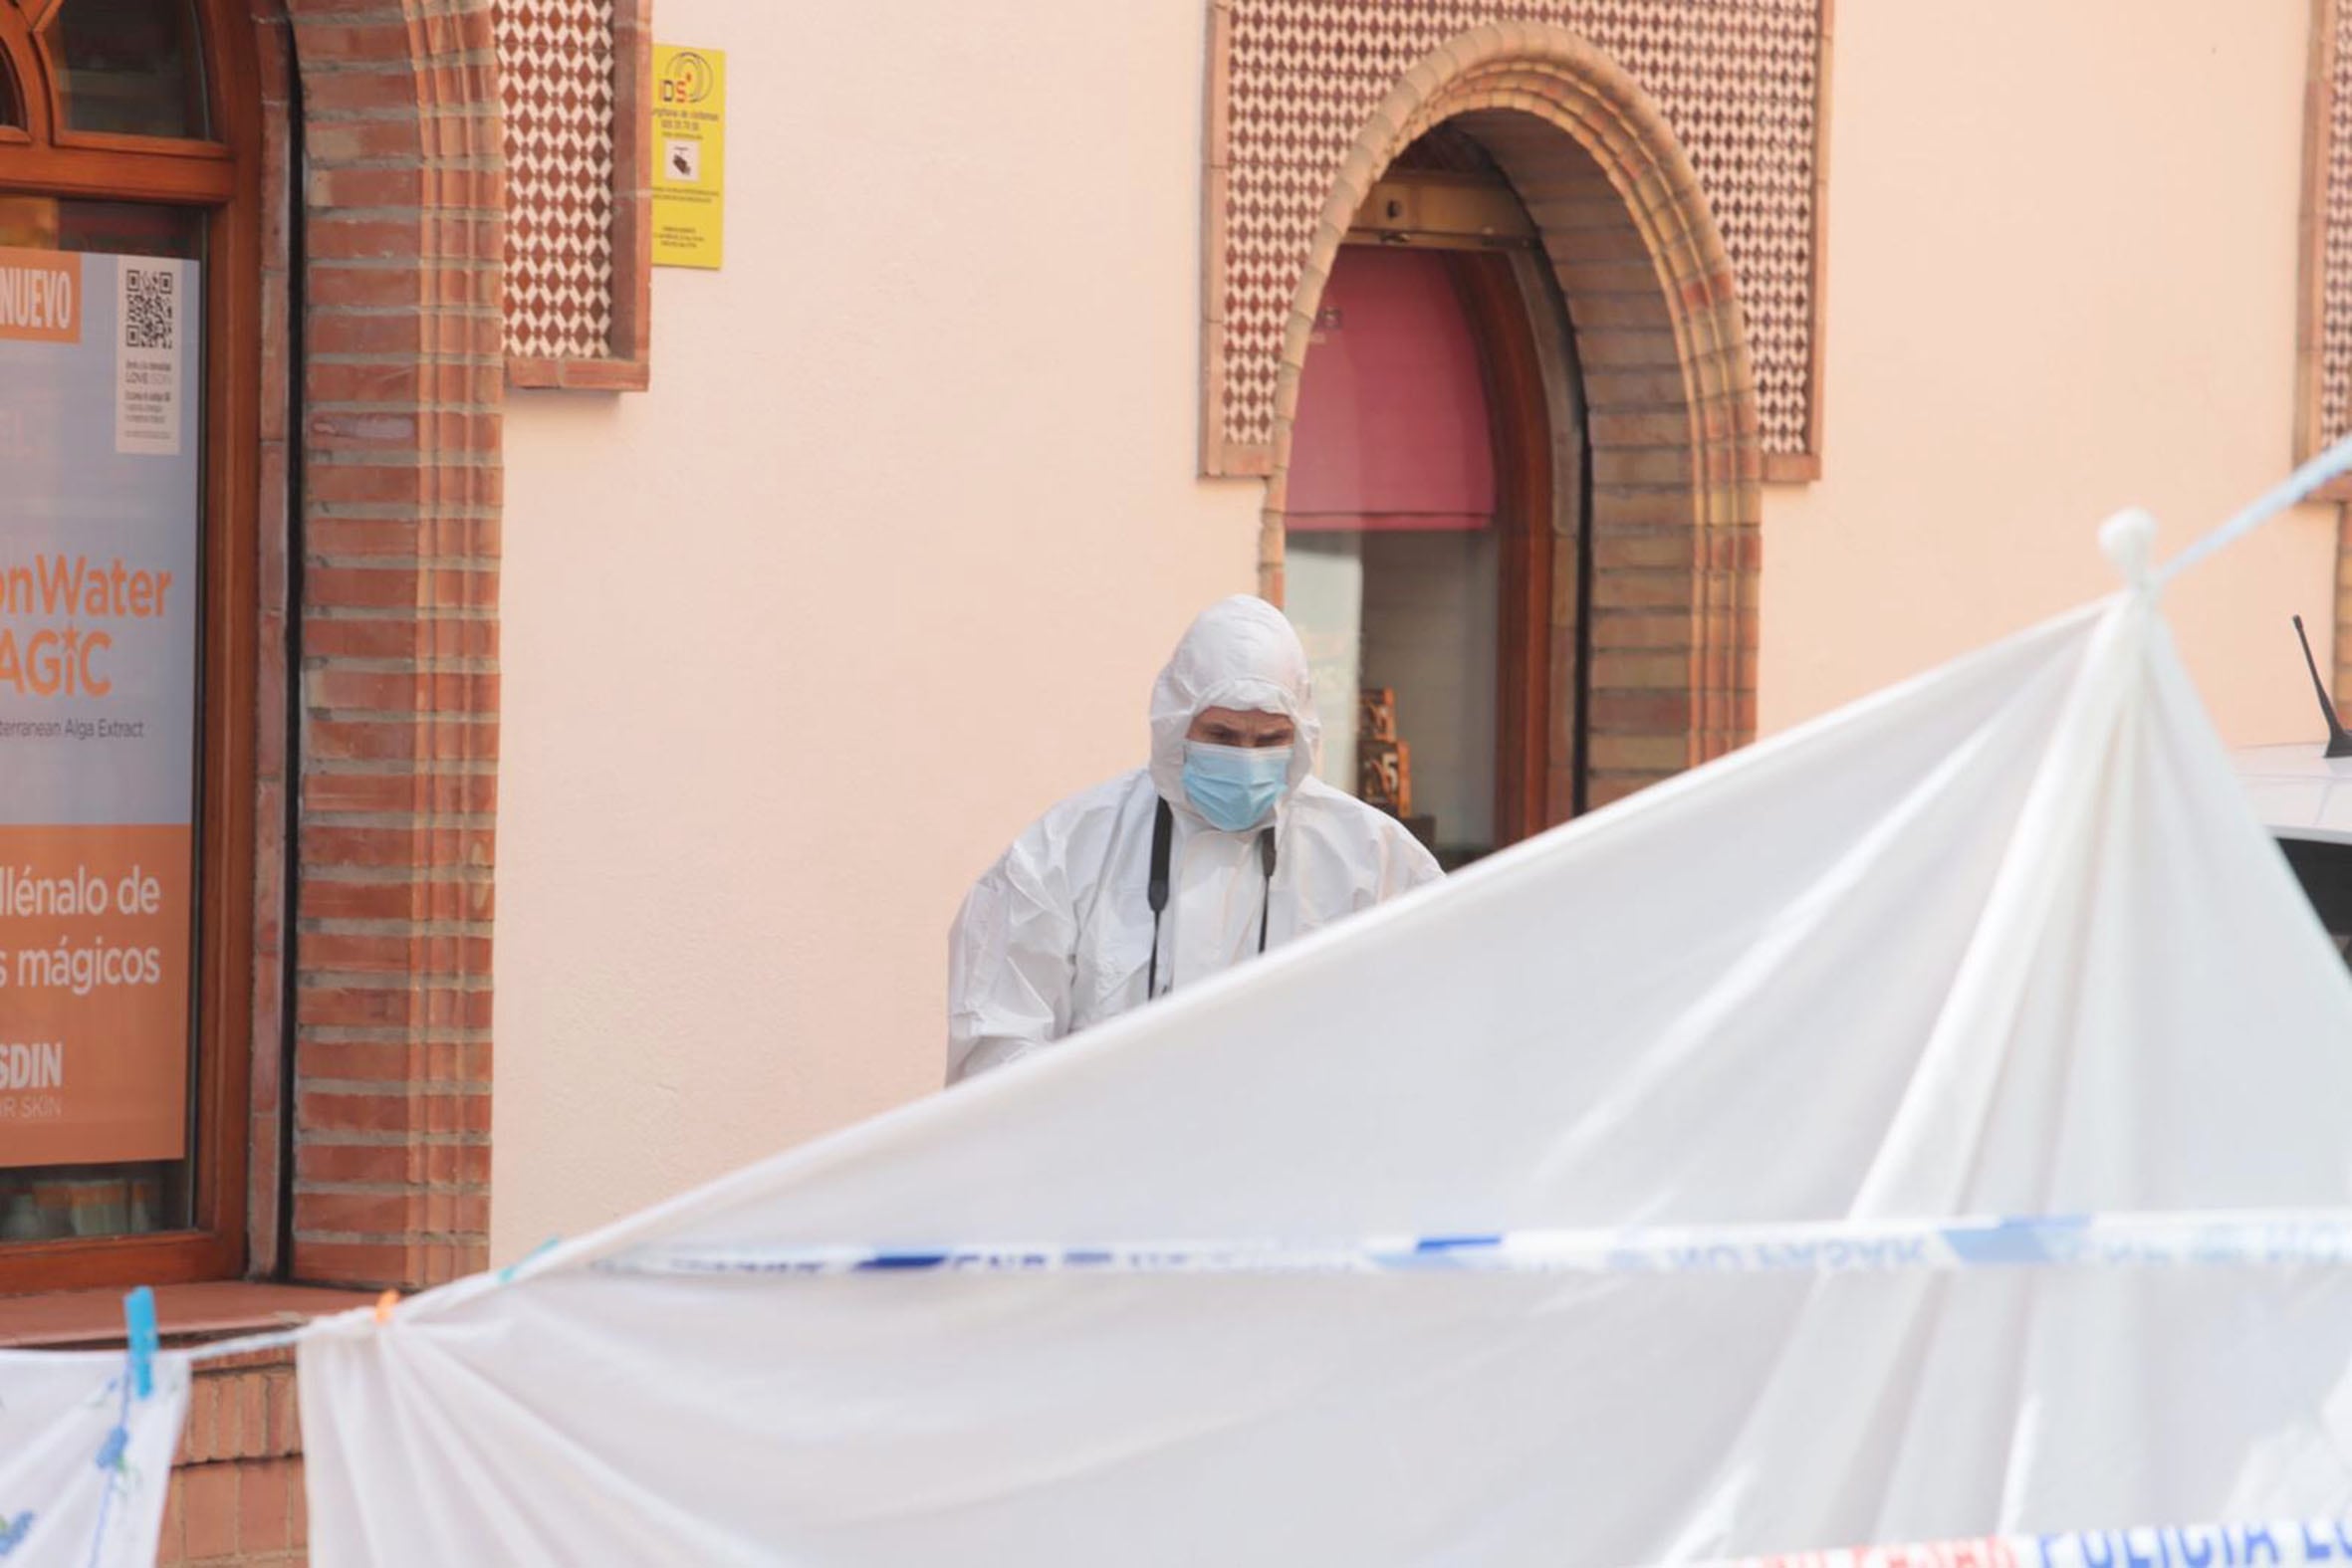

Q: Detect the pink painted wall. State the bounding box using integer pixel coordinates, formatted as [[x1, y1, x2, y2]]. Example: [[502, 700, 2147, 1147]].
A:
[[488, 0, 2342, 1256], [489, 0, 1261, 1255], [1759, 0, 2336, 745]]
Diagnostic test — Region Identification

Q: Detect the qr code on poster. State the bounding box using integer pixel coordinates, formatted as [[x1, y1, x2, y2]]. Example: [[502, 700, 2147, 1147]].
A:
[[121, 266, 175, 351]]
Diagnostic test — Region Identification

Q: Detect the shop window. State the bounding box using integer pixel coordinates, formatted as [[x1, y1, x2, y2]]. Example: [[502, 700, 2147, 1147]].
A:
[[0, 0, 256, 1291], [1289, 247, 1504, 867], [1286, 226, 1575, 870], [37, 0, 208, 140]]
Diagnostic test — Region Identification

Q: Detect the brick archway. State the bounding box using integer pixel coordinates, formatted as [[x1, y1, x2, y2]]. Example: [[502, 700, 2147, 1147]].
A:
[[1262, 23, 1761, 798]]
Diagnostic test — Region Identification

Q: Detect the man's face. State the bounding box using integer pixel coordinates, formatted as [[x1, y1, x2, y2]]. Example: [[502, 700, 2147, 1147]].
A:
[[1187, 706, 1295, 749]]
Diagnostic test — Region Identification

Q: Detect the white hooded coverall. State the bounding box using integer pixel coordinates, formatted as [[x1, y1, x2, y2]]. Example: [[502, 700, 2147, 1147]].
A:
[[947, 595, 1443, 1083]]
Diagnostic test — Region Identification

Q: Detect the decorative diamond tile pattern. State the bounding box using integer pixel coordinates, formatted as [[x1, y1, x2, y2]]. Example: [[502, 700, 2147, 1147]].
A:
[[500, 0, 616, 360], [1221, 0, 1821, 457], [2322, 1, 2352, 445]]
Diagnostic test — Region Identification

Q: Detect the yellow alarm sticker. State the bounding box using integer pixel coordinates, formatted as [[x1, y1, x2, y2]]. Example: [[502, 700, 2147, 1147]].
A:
[[651, 46, 725, 269]]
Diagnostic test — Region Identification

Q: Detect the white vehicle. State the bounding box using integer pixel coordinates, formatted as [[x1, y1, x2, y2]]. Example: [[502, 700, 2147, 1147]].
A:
[[2236, 616, 2352, 955]]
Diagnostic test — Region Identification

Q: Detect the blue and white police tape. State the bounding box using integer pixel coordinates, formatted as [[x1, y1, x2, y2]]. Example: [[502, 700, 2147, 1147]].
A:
[[1685, 1515, 2352, 1568], [591, 1208, 2352, 1280]]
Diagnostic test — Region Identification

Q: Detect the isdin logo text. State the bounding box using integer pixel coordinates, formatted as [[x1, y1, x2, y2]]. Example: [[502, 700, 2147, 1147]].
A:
[[659, 51, 716, 105]]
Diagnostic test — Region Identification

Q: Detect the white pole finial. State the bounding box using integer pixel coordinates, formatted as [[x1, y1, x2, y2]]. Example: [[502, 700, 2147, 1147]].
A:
[[2099, 508, 2158, 594]]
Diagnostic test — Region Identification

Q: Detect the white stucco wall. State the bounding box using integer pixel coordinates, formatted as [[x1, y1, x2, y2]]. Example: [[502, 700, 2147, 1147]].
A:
[[492, 0, 2342, 1255], [490, 0, 1261, 1254]]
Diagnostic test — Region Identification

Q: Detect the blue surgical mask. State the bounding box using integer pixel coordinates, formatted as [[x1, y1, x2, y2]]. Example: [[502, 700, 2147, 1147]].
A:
[[1182, 741, 1293, 832]]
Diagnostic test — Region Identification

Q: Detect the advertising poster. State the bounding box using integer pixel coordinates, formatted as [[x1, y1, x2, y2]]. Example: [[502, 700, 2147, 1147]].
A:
[[651, 45, 726, 268], [0, 245, 200, 1167]]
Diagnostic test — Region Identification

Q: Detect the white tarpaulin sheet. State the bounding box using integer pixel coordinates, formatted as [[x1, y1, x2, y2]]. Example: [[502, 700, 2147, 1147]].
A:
[[0, 1347, 187, 1568], [279, 516, 2352, 1566]]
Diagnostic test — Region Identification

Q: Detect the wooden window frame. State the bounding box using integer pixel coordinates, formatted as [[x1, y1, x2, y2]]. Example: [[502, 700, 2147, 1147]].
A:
[[1449, 249, 1569, 845], [0, 0, 262, 1295]]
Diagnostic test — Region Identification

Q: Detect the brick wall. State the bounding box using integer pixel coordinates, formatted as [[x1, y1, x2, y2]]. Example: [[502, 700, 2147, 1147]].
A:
[[281, 0, 505, 1294], [158, 1353, 307, 1567]]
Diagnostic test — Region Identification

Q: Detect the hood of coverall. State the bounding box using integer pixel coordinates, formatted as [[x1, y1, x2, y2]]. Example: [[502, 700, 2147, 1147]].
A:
[[1146, 595, 1323, 823]]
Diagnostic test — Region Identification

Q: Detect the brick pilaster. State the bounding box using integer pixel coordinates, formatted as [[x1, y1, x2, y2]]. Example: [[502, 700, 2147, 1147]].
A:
[[282, 0, 504, 1291]]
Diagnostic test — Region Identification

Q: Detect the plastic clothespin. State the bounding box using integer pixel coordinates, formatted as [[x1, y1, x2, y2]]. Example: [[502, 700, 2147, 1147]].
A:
[[372, 1288, 399, 1326], [122, 1285, 157, 1401]]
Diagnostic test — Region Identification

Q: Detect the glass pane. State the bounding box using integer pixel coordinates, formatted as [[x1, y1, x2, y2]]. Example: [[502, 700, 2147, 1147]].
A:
[[0, 52, 22, 130], [2280, 838, 2352, 967], [40, 0, 209, 139], [0, 201, 206, 1241], [1286, 246, 1505, 870], [1292, 531, 1502, 870]]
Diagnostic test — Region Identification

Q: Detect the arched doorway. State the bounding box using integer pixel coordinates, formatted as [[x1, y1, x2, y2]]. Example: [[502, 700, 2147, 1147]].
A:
[[1264, 26, 1763, 836], [1285, 126, 1582, 866]]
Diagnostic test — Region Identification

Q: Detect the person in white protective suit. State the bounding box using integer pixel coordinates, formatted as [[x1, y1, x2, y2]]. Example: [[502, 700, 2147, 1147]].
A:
[[947, 595, 1443, 1083]]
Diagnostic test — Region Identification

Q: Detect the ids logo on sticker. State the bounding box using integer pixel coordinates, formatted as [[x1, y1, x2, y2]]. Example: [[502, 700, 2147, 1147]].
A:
[[659, 50, 717, 105]]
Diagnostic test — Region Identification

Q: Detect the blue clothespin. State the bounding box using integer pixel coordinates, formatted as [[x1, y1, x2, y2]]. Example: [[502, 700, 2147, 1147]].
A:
[[497, 1233, 562, 1284], [122, 1285, 157, 1401]]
